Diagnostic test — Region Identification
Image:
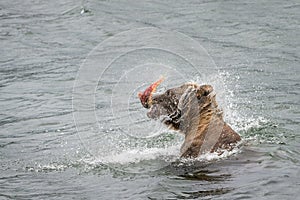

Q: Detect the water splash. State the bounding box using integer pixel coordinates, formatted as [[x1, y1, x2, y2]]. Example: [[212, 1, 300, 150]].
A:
[[85, 145, 180, 165], [25, 162, 69, 172], [71, 28, 276, 173]]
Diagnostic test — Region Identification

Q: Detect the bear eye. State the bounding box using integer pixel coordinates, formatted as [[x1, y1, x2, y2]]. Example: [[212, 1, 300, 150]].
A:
[[166, 89, 171, 96], [203, 90, 211, 96]]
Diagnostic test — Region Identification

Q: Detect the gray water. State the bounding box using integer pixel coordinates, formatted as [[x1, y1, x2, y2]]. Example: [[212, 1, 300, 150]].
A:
[[1, 0, 299, 199]]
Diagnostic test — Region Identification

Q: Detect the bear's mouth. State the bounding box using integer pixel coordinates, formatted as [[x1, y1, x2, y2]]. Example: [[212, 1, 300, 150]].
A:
[[138, 77, 164, 108], [146, 92, 180, 120], [146, 104, 164, 119]]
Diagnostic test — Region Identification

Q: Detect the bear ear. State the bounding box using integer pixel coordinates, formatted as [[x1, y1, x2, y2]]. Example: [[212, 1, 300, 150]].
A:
[[197, 85, 213, 97]]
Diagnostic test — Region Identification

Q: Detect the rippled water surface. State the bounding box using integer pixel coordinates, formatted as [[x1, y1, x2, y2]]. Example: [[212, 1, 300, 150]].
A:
[[1, 0, 299, 199]]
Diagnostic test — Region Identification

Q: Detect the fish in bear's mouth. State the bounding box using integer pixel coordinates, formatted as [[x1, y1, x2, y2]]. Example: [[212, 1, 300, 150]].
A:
[[138, 77, 195, 121]]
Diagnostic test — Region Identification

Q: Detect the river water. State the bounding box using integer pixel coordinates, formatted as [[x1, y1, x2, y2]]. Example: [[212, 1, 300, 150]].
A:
[[1, 0, 299, 199]]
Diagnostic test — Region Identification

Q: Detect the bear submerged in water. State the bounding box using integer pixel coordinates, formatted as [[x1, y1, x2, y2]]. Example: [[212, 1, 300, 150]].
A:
[[138, 78, 241, 158]]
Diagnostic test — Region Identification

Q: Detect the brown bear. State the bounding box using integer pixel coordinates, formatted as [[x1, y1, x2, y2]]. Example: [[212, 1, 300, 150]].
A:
[[138, 78, 241, 158]]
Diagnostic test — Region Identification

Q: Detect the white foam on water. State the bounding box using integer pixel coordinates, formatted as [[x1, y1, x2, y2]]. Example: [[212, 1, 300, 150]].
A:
[[95, 145, 180, 165], [26, 163, 68, 172], [81, 142, 242, 168], [178, 144, 242, 166]]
